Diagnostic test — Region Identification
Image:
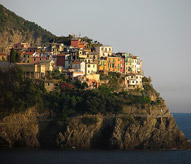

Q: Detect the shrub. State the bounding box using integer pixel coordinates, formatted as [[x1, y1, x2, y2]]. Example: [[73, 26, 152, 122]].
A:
[[81, 117, 98, 126]]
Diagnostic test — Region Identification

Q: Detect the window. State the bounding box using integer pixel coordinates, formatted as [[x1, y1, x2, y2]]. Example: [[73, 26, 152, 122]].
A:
[[88, 64, 90, 67], [24, 55, 26, 58], [34, 58, 36, 61], [131, 76, 133, 78], [109, 48, 111, 51], [112, 64, 114, 68], [113, 58, 115, 62], [28, 55, 29, 58], [93, 65, 95, 68], [105, 48, 107, 52], [27, 60, 29, 63], [40, 58, 41, 60]]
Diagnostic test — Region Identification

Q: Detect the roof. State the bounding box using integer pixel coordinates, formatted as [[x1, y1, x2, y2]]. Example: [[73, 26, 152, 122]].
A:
[[72, 61, 82, 64], [132, 56, 138, 59], [126, 73, 142, 76], [0, 53, 7, 56], [71, 38, 80, 41], [28, 46, 37, 49], [23, 52, 34, 55], [57, 54, 66, 57]]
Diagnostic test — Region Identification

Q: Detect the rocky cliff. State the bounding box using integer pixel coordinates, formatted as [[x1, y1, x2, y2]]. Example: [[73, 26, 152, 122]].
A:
[[0, 107, 189, 150]]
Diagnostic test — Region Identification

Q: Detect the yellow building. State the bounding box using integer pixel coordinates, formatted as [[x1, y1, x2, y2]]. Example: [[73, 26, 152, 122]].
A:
[[21, 52, 35, 64], [98, 57, 107, 71], [107, 56, 121, 72], [16, 63, 46, 79], [79, 49, 87, 59], [0, 53, 7, 61], [51, 43, 64, 55]]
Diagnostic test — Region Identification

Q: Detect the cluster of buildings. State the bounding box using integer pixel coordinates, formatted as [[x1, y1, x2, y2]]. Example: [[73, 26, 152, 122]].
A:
[[0, 37, 144, 91]]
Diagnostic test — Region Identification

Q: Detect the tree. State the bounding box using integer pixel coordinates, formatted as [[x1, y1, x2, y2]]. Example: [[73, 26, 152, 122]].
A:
[[10, 48, 16, 63], [15, 51, 21, 62]]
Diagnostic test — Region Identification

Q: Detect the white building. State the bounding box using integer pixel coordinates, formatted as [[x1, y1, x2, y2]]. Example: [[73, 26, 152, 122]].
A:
[[72, 61, 85, 75], [65, 54, 71, 69], [132, 56, 142, 74], [85, 63, 97, 75], [125, 73, 143, 89], [95, 45, 113, 58]]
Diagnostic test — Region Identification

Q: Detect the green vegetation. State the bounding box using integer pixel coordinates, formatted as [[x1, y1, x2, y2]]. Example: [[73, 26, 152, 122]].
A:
[[81, 117, 98, 126], [10, 48, 21, 63], [100, 72, 124, 91], [0, 66, 45, 118], [0, 66, 159, 120]]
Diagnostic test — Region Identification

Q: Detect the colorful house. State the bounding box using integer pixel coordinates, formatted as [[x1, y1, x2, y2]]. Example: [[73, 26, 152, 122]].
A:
[[107, 56, 121, 72], [86, 62, 97, 75], [71, 38, 88, 49], [16, 63, 46, 79], [124, 73, 143, 89], [27, 47, 37, 53], [120, 57, 125, 73], [95, 45, 113, 58], [78, 74, 101, 89], [51, 43, 64, 55], [13, 43, 28, 50], [98, 57, 107, 71], [0, 53, 7, 61], [21, 52, 35, 63], [56, 54, 66, 67], [72, 61, 85, 75]]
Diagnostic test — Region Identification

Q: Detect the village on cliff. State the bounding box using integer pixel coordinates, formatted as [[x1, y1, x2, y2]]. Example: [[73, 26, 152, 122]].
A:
[[0, 35, 144, 92]]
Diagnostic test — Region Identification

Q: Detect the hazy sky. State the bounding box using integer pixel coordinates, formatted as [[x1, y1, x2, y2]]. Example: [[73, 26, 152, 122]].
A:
[[0, 0, 191, 113]]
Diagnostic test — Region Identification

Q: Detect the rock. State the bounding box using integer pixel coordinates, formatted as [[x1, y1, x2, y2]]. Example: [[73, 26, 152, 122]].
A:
[[0, 109, 189, 150]]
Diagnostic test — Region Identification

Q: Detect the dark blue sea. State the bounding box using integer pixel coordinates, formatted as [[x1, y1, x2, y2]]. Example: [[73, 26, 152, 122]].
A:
[[0, 113, 191, 164]]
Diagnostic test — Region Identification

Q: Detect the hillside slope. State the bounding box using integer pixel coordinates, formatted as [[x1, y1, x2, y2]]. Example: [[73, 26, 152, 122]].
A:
[[0, 4, 55, 53]]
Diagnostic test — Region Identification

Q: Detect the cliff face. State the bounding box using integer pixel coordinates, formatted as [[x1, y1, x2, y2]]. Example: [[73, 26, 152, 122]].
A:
[[0, 108, 189, 150], [0, 108, 39, 148]]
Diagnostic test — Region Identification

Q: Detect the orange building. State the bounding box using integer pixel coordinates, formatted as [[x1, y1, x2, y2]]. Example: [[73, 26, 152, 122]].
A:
[[107, 56, 121, 72], [71, 38, 88, 48]]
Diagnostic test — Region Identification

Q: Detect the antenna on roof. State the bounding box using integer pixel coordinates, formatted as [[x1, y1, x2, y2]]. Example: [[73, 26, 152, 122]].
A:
[[71, 32, 75, 38]]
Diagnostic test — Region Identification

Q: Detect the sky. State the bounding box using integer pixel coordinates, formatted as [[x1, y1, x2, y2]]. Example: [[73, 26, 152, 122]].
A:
[[0, 0, 191, 113]]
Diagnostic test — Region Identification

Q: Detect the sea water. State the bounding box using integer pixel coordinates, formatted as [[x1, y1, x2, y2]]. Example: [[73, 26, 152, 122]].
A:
[[0, 113, 191, 164]]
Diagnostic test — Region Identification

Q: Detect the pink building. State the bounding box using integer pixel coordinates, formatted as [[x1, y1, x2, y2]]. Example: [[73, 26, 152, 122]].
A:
[[120, 57, 125, 73]]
